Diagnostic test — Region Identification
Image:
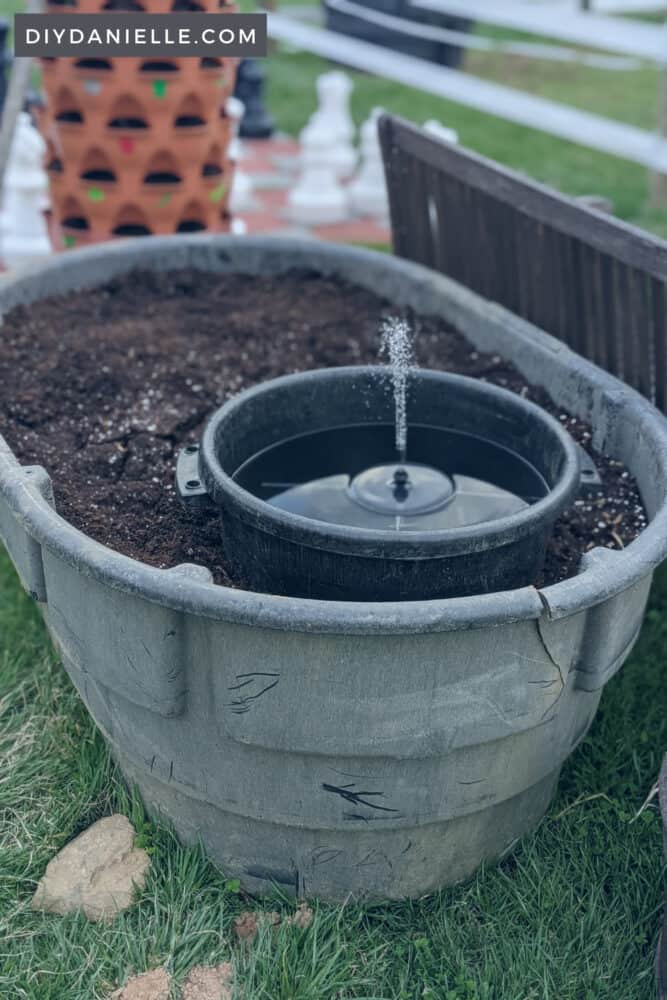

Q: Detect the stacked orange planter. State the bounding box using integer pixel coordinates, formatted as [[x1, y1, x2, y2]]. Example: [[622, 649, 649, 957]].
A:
[[39, 0, 238, 248]]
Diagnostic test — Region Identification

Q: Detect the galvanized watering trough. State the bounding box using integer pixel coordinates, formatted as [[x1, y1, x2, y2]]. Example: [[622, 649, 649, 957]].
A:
[[2, 235, 667, 901]]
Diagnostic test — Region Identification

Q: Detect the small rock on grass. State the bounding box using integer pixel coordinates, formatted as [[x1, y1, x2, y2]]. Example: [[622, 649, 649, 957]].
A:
[[181, 963, 233, 1000], [31, 814, 150, 922], [111, 968, 171, 1000]]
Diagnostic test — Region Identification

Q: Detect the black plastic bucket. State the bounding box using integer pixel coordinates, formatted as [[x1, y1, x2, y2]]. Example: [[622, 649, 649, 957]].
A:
[[192, 367, 580, 601]]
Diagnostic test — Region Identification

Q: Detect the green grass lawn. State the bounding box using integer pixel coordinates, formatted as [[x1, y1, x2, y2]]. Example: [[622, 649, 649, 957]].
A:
[[2, 11, 667, 1000]]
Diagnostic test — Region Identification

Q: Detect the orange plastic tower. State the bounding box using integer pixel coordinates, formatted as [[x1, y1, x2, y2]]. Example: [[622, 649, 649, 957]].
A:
[[39, 0, 239, 248]]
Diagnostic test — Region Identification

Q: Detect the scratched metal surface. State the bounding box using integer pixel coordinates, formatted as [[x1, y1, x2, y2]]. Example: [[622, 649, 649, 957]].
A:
[[1, 236, 667, 899]]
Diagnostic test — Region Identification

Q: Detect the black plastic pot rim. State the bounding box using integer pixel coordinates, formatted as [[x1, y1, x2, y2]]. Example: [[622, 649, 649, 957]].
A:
[[1, 235, 667, 632], [199, 366, 581, 558]]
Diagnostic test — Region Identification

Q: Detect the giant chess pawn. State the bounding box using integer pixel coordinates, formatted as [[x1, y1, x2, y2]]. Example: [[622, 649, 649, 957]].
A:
[[226, 96, 254, 215], [225, 96, 245, 164], [0, 111, 51, 269], [307, 71, 357, 180], [423, 119, 459, 145], [287, 120, 348, 226], [348, 107, 389, 220], [233, 59, 275, 140]]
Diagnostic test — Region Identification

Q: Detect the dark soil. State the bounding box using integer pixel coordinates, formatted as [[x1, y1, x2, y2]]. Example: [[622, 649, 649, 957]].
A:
[[0, 268, 647, 592]]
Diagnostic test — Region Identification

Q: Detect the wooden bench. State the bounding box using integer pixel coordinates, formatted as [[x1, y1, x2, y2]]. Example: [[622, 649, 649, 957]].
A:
[[379, 113, 667, 411]]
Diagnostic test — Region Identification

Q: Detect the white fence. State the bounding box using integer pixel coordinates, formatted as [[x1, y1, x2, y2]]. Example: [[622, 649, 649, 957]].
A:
[[268, 12, 665, 172], [409, 0, 665, 63]]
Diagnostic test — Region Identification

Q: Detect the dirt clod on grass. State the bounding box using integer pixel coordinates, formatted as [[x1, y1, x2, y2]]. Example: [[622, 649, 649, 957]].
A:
[[111, 964, 233, 1000], [31, 814, 150, 923], [286, 901, 314, 929], [234, 909, 281, 942], [111, 968, 171, 1000], [0, 268, 647, 592], [181, 963, 233, 1000], [233, 903, 313, 942]]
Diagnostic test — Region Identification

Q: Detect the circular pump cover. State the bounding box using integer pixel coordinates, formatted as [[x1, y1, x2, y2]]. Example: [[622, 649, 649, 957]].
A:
[[194, 367, 581, 601], [269, 462, 530, 532]]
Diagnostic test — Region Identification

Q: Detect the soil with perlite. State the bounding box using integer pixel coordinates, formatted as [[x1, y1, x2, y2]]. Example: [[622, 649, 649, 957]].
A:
[[0, 269, 647, 592]]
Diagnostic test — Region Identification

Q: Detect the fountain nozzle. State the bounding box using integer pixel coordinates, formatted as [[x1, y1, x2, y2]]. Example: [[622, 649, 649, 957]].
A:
[[392, 467, 411, 503]]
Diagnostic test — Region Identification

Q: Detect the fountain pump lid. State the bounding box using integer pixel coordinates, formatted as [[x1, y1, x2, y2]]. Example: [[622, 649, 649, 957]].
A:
[[268, 461, 529, 532], [350, 464, 454, 515]]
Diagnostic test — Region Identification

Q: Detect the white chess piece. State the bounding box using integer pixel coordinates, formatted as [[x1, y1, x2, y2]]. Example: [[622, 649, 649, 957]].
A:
[[0, 112, 51, 270], [226, 96, 254, 214], [225, 96, 245, 163], [348, 108, 389, 220], [287, 119, 348, 226], [229, 161, 254, 214], [305, 71, 357, 180], [423, 120, 459, 145]]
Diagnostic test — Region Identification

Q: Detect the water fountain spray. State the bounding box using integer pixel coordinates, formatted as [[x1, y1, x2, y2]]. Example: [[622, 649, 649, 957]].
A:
[[379, 316, 414, 462]]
